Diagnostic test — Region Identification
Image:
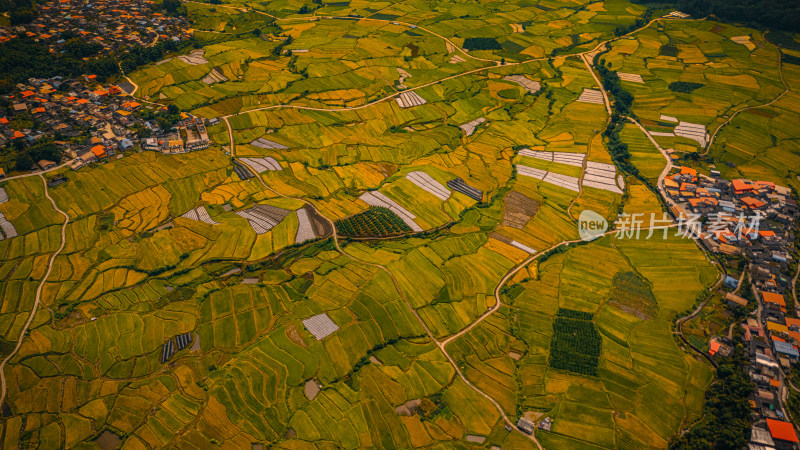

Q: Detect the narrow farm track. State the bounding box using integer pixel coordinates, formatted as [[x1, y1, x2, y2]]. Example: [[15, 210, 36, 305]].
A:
[[0, 175, 70, 409], [703, 47, 790, 156]]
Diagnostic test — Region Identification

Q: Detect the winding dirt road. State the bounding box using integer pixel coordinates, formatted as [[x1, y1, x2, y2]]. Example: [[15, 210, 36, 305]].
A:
[[0, 175, 70, 409]]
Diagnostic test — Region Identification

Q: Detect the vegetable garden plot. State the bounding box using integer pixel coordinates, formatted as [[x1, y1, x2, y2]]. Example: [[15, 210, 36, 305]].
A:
[[302, 313, 339, 340], [460, 117, 486, 136], [519, 149, 585, 167], [395, 91, 427, 108], [503, 75, 541, 93], [180, 206, 219, 224], [577, 88, 604, 104], [250, 137, 289, 150], [582, 161, 623, 194], [502, 191, 539, 229], [240, 157, 283, 173], [405, 171, 451, 201], [447, 178, 482, 201], [0, 212, 18, 239], [236, 204, 291, 234]]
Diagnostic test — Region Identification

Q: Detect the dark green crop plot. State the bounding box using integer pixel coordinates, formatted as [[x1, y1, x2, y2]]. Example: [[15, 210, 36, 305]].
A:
[[548, 308, 601, 376], [335, 206, 413, 237], [668, 81, 705, 93]]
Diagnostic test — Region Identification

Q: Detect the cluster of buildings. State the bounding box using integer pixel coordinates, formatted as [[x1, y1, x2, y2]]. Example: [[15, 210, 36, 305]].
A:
[[0, 0, 191, 51], [668, 165, 800, 448], [0, 76, 211, 174]]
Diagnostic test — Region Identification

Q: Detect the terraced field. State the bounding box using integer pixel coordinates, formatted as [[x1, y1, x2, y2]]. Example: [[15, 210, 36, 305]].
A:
[[1, 1, 798, 449]]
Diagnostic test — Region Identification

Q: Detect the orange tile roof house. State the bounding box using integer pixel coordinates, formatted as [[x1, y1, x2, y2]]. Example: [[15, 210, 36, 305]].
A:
[[766, 418, 799, 444], [741, 197, 766, 209], [762, 291, 787, 311], [732, 179, 754, 194], [90, 145, 107, 158]]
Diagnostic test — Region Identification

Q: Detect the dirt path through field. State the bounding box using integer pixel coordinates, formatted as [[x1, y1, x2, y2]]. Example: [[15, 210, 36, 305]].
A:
[[0, 175, 70, 409]]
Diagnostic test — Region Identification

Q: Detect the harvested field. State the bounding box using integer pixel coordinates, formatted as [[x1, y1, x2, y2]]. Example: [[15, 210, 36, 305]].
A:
[[519, 149, 585, 167], [460, 117, 486, 136], [294, 208, 316, 244], [359, 191, 422, 232], [503, 75, 541, 93], [336, 206, 413, 237], [608, 271, 658, 320], [449, 54, 466, 63], [405, 171, 451, 200], [236, 204, 291, 234], [178, 49, 208, 65], [395, 91, 427, 108], [202, 67, 229, 84], [0, 212, 18, 239], [577, 88, 604, 104], [502, 191, 539, 229], [491, 231, 538, 254], [180, 206, 219, 224], [447, 178, 482, 201], [582, 161, 623, 194], [240, 157, 283, 173], [304, 379, 321, 400], [0, 187, 7, 204], [302, 313, 339, 340], [731, 36, 755, 51], [250, 137, 288, 150], [617, 72, 644, 83], [518, 165, 580, 191], [396, 68, 411, 89]]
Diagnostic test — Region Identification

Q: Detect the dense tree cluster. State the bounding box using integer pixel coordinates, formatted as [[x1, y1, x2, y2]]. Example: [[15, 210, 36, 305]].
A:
[[634, 0, 800, 33], [119, 38, 194, 74], [669, 334, 753, 449], [335, 207, 412, 238], [12, 140, 64, 170], [0, 0, 37, 24], [462, 37, 502, 51], [668, 81, 705, 94], [549, 309, 601, 376]]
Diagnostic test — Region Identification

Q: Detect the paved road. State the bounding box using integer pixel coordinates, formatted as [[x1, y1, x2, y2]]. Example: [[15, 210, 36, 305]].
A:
[[0, 175, 70, 409]]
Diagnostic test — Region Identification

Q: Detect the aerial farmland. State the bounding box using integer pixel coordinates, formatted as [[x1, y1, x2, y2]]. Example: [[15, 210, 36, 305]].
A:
[[0, 0, 799, 448]]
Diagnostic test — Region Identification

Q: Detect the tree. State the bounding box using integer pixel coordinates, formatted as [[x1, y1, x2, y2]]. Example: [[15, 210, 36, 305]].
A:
[[15, 153, 33, 171]]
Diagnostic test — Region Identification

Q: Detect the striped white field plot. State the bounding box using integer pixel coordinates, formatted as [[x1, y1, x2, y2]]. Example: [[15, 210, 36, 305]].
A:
[[664, 10, 689, 18], [396, 91, 427, 108], [295, 208, 316, 244], [202, 67, 228, 84], [660, 114, 678, 123], [518, 149, 585, 167], [181, 206, 219, 224], [240, 157, 283, 173], [0, 213, 17, 239], [617, 72, 644, 83], [359, 191, 423, 232], [460, 117, 486, 136], [511, 240, 536, 254], [674, 121, 709, 146], [449, 54, 466, 64], [0, 187, 7, 204], [302, 313, 339, 340], [582, 161, 623, 194], [503, 75, 541, 94], [577, 88, 604, 104], [406, 171, 451, 200], [236, 204, 291, 234], [517, 165, 580, 192], [250, 137, 288, 150]]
